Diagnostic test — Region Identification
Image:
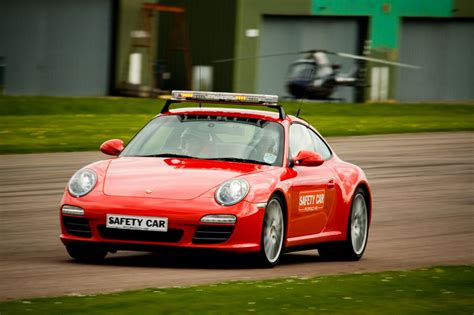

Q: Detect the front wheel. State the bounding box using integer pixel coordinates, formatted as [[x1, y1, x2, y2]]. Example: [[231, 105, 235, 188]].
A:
[[318, 188, 369, 261], [259, 195, 285, 267], [66, 242, 108, 263]]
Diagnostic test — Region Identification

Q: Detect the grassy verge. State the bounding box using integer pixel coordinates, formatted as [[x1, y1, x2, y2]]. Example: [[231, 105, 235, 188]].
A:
[[1, 95, 473, 154], [1, 265, 472, 314]]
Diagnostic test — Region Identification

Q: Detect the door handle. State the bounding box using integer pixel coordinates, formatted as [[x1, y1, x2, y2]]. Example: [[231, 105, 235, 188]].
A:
[[327, 177, 336, 188]]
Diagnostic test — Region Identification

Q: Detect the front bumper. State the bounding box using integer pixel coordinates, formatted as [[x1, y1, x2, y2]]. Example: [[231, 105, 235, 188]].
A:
[[60, 193, 265, 253]]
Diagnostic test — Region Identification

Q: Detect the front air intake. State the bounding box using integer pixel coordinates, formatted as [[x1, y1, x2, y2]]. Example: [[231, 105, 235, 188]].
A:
[[192, 225, 234, 244], [62, 216, 92, 238], [97, 226, 183, 243]]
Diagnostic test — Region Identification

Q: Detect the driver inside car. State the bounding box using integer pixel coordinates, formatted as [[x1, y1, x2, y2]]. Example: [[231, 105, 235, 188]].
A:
[[251, 134, 279, 164], [180, 127, 213, 157]]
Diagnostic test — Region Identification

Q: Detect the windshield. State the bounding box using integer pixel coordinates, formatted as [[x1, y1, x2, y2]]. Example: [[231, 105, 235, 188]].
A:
[[121, 115, 285, 166], [288, 62, 315, 80]]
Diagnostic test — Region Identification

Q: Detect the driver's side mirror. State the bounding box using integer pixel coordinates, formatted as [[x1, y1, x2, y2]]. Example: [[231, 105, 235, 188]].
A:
[[100, 139, 124, 156], [293, 150, 324, 167]]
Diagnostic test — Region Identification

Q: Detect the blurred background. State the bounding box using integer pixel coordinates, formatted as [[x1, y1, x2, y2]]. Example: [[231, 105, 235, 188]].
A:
[[0, 0, 473, 102], [0, 1, 473, 306]]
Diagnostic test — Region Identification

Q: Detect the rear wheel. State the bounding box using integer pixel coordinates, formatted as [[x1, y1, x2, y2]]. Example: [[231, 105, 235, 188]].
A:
[[259, 195, 285, 267], [318, 188, 369, 261], [66, 242, 107, 263]]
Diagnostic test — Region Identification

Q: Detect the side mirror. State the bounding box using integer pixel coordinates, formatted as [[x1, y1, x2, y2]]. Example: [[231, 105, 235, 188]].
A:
[[100, 139, 124, 156], [293, 150, 324, 167]]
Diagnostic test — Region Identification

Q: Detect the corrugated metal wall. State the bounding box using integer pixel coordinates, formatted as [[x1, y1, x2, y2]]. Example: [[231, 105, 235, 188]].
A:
[[0, 0, 112, 96], [257, 16, 361, 101], [396, 19, 474, 101]]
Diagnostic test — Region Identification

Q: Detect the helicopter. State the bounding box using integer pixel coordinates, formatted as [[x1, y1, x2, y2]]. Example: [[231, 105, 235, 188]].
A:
[[215, 49, 419, 101]]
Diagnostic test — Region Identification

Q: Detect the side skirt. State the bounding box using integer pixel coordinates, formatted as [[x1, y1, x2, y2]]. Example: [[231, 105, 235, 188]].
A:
[[284, 231, 343, 252]]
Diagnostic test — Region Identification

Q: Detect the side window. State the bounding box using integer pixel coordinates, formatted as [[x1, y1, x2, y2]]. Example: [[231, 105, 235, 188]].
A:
[[289, 124, 313, 157], [308, 128, 332, 160]]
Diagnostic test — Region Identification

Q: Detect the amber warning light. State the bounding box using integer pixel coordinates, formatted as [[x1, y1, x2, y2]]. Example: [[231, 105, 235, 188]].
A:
[[171, 90, 279, 105]]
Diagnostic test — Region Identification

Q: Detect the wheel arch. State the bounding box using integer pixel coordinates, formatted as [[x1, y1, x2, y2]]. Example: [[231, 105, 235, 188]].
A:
[[271, 189, 288, 213], [355, 182, 372, 225], [271, 189, 289, 245]]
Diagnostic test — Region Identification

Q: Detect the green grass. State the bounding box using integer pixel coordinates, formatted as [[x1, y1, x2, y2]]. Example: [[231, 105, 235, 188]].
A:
[[1, 95, 473, 154], [0, 96, 162, 115], [1, 114, 151, 153], [1, 265, 473, 315]]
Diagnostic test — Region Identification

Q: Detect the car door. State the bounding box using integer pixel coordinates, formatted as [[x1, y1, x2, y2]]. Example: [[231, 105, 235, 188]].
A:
[[287, 123, 337, 238]]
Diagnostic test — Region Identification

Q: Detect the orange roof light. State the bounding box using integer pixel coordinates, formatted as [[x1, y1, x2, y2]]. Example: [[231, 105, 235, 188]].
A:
[[171, 90, 278, 105]]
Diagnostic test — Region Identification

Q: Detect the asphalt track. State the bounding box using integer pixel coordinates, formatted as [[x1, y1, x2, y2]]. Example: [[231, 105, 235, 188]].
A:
[[0, 132, 473, 300]]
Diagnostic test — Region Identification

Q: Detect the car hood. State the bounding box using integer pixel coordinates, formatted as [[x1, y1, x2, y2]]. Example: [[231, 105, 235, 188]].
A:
[[103, 157, 269, 200]]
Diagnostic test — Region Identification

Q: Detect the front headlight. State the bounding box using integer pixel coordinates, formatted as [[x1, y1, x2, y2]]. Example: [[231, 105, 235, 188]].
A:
[[68, 168, 97, 197], [215, 178, 249, 206]]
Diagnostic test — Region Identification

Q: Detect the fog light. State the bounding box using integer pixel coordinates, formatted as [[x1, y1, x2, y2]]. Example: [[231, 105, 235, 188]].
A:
[[61, 205, 84, 216], [200, 215, 236, 224]]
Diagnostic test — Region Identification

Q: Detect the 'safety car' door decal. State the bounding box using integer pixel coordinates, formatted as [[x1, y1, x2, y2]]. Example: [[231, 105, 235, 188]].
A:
[[298, 190, 325, 212]]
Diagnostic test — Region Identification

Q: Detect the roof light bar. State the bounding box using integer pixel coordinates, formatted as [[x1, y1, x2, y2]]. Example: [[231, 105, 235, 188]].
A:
[[172, 90, 278, 105], [162, 90, 286, 119]]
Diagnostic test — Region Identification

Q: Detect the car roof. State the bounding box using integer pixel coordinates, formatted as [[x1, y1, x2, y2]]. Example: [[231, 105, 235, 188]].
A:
[[287, 114, 311, 126], [162, 107, 291, 123]]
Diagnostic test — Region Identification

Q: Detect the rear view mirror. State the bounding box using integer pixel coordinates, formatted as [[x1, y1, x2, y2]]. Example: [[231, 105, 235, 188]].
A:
[[293, 150, 324, 167], [100, 139, 124, 156]]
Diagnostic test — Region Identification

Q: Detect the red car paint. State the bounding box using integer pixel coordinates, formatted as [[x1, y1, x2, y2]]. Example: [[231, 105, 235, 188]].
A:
[[60, 107, 371, 255]]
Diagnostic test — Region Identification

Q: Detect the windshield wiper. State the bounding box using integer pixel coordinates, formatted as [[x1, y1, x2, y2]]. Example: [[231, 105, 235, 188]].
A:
[[208, 157, 272, 166], [137, 153, 199, 159], [134, 154, 271, 165]]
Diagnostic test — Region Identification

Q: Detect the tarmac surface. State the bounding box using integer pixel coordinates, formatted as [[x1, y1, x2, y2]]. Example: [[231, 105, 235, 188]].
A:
[[0, 132, 473, 300]]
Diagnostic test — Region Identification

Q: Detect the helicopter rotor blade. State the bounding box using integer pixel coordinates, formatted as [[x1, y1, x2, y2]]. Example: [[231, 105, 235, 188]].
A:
[[213, 51, 301, 63], [214, 49, 420, 69], [330, 51, 420, 69]]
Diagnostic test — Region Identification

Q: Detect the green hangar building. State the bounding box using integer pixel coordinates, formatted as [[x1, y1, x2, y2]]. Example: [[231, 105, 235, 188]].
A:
[[1, 0, 473, 102]]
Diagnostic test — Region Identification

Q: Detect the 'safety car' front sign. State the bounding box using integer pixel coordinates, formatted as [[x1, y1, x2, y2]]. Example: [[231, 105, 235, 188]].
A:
[[106, 214, 168, 232]]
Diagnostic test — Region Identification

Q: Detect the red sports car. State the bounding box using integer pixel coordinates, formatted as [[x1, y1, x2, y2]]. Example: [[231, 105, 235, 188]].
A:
[[60, 91, 371, 266]]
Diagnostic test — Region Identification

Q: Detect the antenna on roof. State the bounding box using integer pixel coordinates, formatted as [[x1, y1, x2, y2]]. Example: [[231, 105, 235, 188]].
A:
[[296, 102, 303, 117], [296, 67, 315, 117]]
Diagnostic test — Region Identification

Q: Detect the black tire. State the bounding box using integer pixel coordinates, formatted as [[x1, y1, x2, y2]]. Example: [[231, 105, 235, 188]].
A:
[[66, 242, 108, 263], [258, 194, 286, 267], [318, 188, 369, 261]]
